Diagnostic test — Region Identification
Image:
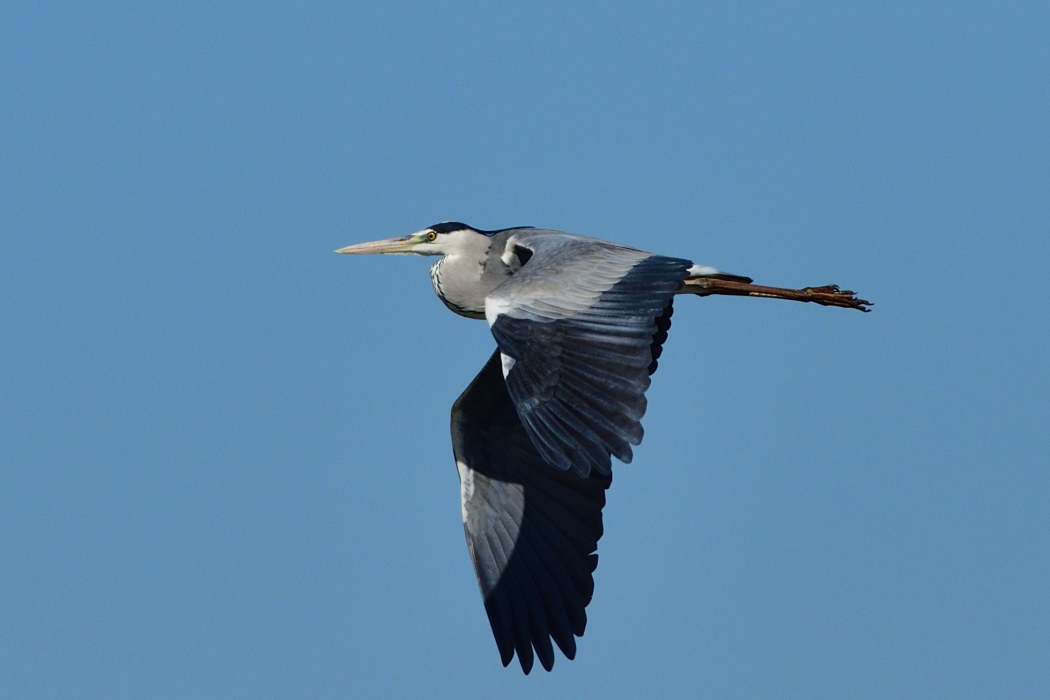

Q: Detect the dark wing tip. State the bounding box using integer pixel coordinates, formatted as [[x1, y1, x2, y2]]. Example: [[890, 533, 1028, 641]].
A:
[[535, 635, 556, 672], [456, 351, 614, 675]]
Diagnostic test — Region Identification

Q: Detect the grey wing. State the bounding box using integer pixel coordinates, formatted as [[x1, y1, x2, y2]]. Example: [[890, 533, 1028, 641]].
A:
[[485, 230, 692, 476], [452, 350, 611, 674]]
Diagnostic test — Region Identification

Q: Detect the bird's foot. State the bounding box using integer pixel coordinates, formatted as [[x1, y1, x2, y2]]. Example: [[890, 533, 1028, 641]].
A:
[[798, 285, 873, 311]]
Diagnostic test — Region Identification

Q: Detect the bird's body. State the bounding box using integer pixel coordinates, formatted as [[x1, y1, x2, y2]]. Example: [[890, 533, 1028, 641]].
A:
[[425, 224, 678, 321], [337, 222, 869, 673]]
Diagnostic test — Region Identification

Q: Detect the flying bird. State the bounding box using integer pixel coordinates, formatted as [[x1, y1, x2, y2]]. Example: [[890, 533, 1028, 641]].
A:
[[336, 222, 870, 673]]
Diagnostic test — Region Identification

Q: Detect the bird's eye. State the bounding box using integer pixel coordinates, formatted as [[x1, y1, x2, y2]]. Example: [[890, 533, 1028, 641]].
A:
[[426, 231, 438, 242]]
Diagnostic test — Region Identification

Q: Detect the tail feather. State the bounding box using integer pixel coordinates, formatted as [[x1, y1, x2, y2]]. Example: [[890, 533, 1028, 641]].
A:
[[685, 264, 753, 284]]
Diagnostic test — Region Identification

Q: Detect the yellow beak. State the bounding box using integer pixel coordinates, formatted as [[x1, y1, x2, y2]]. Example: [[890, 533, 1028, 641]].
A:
[[334, 236, 417, 255]]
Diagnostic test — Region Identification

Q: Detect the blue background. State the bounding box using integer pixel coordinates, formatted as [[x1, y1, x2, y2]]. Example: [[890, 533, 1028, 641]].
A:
[[2, 2, 1047, 698]]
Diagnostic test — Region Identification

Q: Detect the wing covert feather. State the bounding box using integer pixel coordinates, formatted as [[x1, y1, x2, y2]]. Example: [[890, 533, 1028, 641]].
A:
[[485, 232, 692, 476]]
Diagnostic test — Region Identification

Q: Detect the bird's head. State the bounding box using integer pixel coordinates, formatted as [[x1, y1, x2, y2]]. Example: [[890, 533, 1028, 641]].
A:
[[335, 222, 492, 257]]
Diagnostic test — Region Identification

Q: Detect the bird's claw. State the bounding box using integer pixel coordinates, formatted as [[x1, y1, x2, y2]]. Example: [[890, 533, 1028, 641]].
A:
[[802, 285, 872, 312]]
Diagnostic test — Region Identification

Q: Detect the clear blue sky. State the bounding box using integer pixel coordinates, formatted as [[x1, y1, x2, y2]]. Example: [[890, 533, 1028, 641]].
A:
[[2, 3, 1047, 698]]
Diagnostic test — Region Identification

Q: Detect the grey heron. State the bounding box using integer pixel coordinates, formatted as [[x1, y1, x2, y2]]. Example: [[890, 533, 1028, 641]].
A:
[[336, 222, 870, 673]]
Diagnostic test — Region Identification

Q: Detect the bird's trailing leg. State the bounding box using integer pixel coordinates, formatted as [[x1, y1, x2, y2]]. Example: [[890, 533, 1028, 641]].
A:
[[683, 277, 872, 312]]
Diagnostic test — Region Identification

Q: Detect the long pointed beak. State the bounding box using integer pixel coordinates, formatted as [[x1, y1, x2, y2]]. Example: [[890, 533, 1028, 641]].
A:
[[335, 236, 416, 255]]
